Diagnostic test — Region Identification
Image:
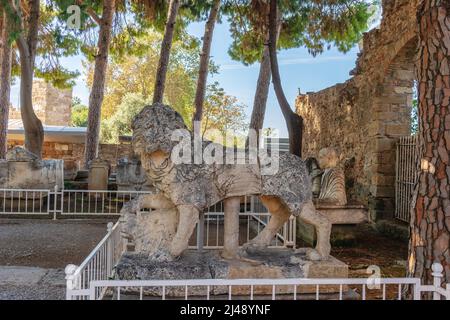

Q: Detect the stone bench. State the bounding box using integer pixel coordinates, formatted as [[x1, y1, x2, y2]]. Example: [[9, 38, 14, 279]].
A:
[[316, 203, 369, 225], [297, 203, 369, 245]]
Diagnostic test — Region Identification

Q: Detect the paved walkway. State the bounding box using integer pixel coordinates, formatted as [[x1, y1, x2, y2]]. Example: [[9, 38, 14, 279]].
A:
[[0, 219, 111, 268], [0, 219, 113, 300], [0, 266, 65, 300]]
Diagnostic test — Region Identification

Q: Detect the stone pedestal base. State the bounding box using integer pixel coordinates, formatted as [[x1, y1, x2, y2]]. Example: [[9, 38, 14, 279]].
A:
[[114, 249, 349, 298], [297, 204, 369, 246]]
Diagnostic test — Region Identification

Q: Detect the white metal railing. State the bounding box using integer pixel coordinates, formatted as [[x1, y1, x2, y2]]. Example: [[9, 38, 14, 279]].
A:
[[66, 263, 450, 301], [59, 190, 150, 217], [0, 188, 52, 215], [65, 221, 123, 300], [191, 195, 295, 249], [0, 187, 151, 218], [0, 189, 295, 248], [65, 214, 449, 301], [189, 212, 295, 249]]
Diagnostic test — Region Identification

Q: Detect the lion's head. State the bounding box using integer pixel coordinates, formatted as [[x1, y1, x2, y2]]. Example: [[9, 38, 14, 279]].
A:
[[132, 103, 188, 157]]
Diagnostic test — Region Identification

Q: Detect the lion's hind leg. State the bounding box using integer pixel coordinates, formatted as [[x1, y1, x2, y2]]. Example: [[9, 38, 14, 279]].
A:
[[298, 201, 331, 259], [243, 196, 291, 251]]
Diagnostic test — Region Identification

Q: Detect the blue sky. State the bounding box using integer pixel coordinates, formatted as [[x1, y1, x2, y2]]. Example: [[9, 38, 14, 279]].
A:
[[11, 20, 361, 138]]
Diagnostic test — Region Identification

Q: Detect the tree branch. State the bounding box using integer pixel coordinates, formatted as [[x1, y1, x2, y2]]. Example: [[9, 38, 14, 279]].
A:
[[76, 0, 103, 25]]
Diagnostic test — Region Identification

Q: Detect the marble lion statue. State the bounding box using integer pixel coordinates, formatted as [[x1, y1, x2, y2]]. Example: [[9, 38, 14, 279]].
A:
[[120, 103, 331, 261]]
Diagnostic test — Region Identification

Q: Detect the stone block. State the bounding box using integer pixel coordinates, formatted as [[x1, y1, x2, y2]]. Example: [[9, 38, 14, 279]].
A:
[[385, 124, 410, 137], [114, 250, 349, 297], [116, 158, 152, 191], [372, 185, 395, 198], [0, 147, 64, 193], [316, 204, 369, 225], [368, 122, 385, 137], [371, 174, 395, 186], [88, 159, 110, 191]]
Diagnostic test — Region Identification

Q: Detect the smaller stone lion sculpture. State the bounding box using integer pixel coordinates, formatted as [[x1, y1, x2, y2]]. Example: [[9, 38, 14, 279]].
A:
[[121, 103, 332, 261]]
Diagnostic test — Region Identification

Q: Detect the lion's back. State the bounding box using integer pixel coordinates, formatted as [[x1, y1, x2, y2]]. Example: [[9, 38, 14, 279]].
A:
[[261, 153, 312, 215]]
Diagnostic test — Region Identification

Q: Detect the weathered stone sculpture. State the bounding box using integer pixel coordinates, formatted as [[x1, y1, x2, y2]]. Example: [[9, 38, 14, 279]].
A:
[[305, 157, 322, 198], [120, 195, 178, 257], [0, 147, 63, 192], [121, 103, 332, 261], [88, 158, 110, 191], [116, 157, 152, 191], [317, 147, 347, 206]]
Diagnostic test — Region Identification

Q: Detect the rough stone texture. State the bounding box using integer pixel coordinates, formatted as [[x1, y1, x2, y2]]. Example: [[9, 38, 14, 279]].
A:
[[296, 0, 419, 221], [298, 204, 369, 245], [9, 79, 72, 126], [88, 158, 110, 191], [63, 159, 80, 180], [0, 147, 64, 192], [120, 208, 179, 256], [132, 104, 312, 215], [114, 249, 348, 297], [127, 103, 332, 260], [116, 157, 152, 191]]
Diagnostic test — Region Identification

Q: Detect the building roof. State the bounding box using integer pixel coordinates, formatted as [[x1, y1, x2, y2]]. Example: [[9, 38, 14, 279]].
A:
[[7, 119, 87, 143]]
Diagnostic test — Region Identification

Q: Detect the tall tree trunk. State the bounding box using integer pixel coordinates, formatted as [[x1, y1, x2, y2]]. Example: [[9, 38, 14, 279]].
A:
[[153, 0, 180, 104], [0, 12, 12, 159], [247, 25, 281, 148], [84, 0, 116, 167], [408, 0, 450, 289], [248, 39, 271, 147], [268, 0, 303, 157], [192, 0, 221, 135], [15, 0, 44, 158]]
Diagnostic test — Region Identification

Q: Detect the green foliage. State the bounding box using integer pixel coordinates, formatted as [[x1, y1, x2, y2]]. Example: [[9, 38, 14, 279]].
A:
[[88, 29, 210, 123], [225, 0, 377, 65], [411, 99, 418, 135], [410, 81, 418, 135], [0, 0, 22, 44], [34, 3, 82, 88], [202, 82, 248, 139], [1, 1, 81, 88], [101, 93, 150, 143], [71, 103, 89, 127]]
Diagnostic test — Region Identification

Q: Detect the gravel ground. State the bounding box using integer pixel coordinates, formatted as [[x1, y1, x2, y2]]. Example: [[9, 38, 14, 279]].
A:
[[0, 218, 113, 300], [0, 218, 113, 268], [0, 267, 66, 300], [0, 218, 408, 300]]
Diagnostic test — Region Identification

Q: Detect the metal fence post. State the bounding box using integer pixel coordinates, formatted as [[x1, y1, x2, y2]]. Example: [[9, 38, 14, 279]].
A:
[[432, 263, 444, 300], [197, 212, 205, 251], [53, 185, 58, 220], [107, 222, 113, 276], [65, 264, 78, 300]]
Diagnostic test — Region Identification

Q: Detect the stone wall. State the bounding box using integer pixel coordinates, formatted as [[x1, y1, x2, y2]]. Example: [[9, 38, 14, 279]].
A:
[[7, 140, 133, 172], [9, 79, 73, 126], [296, 0, 419, 221]]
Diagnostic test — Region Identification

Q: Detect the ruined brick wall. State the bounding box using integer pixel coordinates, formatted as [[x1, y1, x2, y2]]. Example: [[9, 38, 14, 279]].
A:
[[296, 80, 372, 205], [296, 0, 419, 221], [7, 140, 133, 172], [9, 79, 73, 126]]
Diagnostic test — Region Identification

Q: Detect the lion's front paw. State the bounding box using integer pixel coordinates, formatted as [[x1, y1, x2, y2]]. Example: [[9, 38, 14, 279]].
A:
[[295, 248, 328, 261], [149, 249, 175, 262], [306, 249, 323, 261], [241, 241, 268, 254]]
